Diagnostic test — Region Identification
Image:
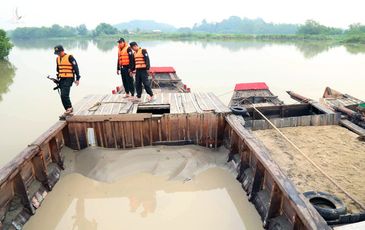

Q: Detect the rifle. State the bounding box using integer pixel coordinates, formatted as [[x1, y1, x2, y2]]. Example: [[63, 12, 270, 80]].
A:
[[46, 75, 60, 91]]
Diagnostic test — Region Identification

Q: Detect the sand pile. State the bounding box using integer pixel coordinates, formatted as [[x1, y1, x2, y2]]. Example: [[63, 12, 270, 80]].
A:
[[254, 125, 365, 213], [62, 145, 231, 182]]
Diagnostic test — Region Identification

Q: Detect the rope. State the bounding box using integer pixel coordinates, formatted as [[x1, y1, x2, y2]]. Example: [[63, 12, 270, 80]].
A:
[[249, 102, 365, 210], [88, 101, 127, 112]]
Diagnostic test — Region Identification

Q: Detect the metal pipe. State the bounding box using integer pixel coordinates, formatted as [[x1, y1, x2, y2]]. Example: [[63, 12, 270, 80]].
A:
[[286, 91, 312, 103]]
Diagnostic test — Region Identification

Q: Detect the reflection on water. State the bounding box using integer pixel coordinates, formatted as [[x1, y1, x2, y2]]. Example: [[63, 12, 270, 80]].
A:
[[293, 41, 334, 59], [10, 38, 365, 58], [92, 39, 115, 52], [11, 38, 89, 50], [344, 44, 365, 55], [24, 169, 263, 230], [0, 60, 16, 102]]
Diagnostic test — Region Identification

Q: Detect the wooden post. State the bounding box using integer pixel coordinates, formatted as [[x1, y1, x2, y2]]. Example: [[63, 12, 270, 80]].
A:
[[264, 182, 282, 227], [13, 173, 35, 214], [249, 160, 265, 200]]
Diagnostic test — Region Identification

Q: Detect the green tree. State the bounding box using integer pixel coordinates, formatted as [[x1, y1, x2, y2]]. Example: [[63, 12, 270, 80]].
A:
[[92, 23, 119, 36], [76, 24, 89, 36], [0, 29, 13, 59], [0, 60, 16, 101], [347, 23, 365, 34], [122, 29, 129, 35], [297, 20, 343, 35]]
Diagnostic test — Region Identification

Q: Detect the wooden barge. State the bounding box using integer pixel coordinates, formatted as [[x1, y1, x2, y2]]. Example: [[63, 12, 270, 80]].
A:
[[287, 88, 365, 136], [113, 66, 190, 95], [230, 83, 365, 228], [0, 80, 344, 230]]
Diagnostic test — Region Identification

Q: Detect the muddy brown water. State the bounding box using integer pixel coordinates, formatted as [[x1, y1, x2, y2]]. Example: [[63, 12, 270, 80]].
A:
[[24, 145, 263, 230]]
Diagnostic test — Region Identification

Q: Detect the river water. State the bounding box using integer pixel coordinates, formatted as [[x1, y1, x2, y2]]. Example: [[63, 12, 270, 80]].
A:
[[1, 39, 365, 229], [1, 39, 365, 165]]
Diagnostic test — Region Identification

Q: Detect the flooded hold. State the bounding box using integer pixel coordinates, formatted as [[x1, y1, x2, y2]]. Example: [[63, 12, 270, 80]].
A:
[[24, 146, 263, 230]]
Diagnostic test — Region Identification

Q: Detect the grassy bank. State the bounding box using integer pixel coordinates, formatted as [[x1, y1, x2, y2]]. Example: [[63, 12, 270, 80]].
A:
[[53, 33, 365, 45], [9, 29, 365, 45]]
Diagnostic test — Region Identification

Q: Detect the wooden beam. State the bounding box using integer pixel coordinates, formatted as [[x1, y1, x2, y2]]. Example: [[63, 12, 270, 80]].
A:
[[66, 113, 151, 122], [340, 119, 365, 136]]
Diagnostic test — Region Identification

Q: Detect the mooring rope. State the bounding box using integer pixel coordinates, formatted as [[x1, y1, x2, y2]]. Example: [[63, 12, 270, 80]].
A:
[[250, 103, 365, 210], [88, 101, 127, 112]]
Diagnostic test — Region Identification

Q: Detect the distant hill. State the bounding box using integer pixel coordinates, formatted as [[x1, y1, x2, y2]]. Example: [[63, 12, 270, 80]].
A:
[[114, 20, 176, 32]]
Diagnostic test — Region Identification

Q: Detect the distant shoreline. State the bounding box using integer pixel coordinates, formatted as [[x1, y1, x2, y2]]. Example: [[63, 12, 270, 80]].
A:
[[9, 33, 365, 45]]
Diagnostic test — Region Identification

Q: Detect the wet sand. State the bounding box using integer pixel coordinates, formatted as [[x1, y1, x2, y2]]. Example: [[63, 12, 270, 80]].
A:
[[254, 125, 365, 213], [24, 146, 262, 230]]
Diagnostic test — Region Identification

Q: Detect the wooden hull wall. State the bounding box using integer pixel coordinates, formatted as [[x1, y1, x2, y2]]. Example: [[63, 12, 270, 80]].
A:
[[65, 113, 226, 150]]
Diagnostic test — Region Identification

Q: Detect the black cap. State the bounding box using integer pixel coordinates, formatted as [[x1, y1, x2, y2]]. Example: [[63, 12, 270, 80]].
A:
[[54, 45, 64, 54], [117, 38, 125, 43], [129, 41, 138, 47]]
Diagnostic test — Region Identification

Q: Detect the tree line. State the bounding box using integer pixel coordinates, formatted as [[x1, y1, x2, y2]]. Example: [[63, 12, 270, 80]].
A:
[[0, 29, 12, 59], [7, 18, 365, 40], [10, 23, 122, 39]]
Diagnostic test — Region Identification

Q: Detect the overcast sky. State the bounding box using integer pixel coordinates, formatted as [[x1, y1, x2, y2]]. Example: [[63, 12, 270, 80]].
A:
[[1, 0, 364, 30]]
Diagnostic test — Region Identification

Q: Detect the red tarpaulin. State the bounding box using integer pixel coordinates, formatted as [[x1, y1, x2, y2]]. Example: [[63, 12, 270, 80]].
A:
[[234, 82, 269, 91], [149, 67, 176, 74]]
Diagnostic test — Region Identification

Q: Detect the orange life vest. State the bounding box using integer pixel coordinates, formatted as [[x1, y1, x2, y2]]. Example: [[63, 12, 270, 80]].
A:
[[134, 48, 147, 69], [57, 54, 74, 78], [118, 45, 130, 66]]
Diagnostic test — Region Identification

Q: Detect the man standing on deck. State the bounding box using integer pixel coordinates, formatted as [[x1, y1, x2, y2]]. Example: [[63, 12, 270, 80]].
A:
[[117, 38, 135, 98], [54, 45, 81, 119], [129, 42, 154, 102]]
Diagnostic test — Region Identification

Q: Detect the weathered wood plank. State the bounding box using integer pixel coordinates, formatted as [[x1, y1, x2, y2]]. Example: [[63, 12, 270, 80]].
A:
[[67, 113, 151, 122], [339, 119, 365, 136]]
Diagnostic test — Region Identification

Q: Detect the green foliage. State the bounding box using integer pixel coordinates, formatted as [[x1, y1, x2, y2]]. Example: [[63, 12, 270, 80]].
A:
[[11, 24, 89, 39], [192, 16, 298, 35], [0, 60, 16, 101], [347, 23, 365, 34], [297, 20, 343, 35], [0, 29, 13, 59], [92, 23, 119, 37], [76, 24, 89, 36], [114, 20, 176, 32]]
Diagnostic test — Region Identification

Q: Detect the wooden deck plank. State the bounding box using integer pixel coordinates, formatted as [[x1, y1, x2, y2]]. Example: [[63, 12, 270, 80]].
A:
[[193, 92, 210, 111], [92, 94, 113, 115], [169, 93, 180, 114], [181, 93, 197, 113], [78, 95, 109, 116], [189, 93, 204, 113], [119, 101, 134, 114], [198, 92, 216, 111], [207, 92, 231, 113]]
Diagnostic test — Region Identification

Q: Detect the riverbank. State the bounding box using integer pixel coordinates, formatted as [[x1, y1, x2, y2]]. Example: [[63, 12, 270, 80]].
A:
[[9, 32, 365, 45]]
